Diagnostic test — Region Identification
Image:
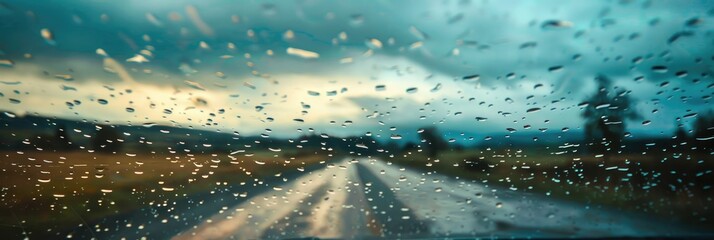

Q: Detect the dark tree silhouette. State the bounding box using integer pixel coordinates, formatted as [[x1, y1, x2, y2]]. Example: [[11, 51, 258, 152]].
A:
[[384, 140, 401, 154], [55, 125, 72, 151], [692, 111, 714, 149], [418, 127, 449, 158], [674, 123, 689, 141], [693, 111, 714, 137], [93, 125, 123, 153], [581, 75, 639, 156], [402, 142, 418, 152]]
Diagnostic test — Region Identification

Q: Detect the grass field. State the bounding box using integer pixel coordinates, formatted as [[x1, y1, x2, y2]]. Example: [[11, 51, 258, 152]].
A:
[[0, 150, 329, 235], [387, 147, 714, 229], [1, 146, 711, 235]]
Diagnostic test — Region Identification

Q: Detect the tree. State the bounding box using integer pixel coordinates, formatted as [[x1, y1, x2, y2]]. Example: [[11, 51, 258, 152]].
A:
[[581, 75, 639, 156], [692, 111, 714, 150], [674, 123, 689, 142], [55, 125, 72, 151], [693, 111, 714, 137], [93, 125, 123, 153], [418, 127, 449, 158], [402, 142, 418, 152], [384, 140, 401, 154]]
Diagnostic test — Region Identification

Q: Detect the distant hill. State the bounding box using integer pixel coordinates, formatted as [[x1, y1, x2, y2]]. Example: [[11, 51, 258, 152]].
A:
[[0, 113, 383, 156], [1, 112, 688, 155]]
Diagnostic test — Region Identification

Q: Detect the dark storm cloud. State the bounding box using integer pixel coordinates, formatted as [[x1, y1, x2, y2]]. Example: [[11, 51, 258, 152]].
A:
[[2, 0, 712, 88], [0, 0, 712, 137]]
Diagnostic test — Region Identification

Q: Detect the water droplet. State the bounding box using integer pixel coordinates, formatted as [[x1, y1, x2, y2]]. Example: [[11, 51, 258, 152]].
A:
[[0, 59, 14, 67], [55, 74, 74, 81], [430, 83, 442, 92], [41, 28, 56, 45], [126, 54, 149, 63], [184, 80, 206, 91], [526, 107, 541, 113], [3, 112, 16, 118], [366, 38, 383, 49], [463, 74, 480, 81], [541, 20, 573, 29], [287, 47, 320, 59], [683, 113, 698, 119], [548, 65, 563, 72], [675, 71, 688, 78], [651, 65, 668, 73]]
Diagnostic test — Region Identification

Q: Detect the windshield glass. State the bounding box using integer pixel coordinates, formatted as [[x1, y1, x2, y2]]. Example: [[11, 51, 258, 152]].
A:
[[1, 0, 713, 239]]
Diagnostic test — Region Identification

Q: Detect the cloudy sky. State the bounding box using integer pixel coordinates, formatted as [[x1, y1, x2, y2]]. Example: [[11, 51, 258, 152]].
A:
[[0, 0, 712, 142]]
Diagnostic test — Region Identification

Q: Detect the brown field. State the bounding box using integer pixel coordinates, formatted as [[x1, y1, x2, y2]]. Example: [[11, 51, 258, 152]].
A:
[[0, 150, 329, 233], [2, 147, 711, 234]]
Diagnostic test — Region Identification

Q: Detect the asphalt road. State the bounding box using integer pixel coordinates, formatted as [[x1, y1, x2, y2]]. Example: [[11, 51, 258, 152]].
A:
[[67, 157, 698, 239]]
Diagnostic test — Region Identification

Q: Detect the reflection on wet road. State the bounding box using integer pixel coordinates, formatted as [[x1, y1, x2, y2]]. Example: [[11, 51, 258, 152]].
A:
[[171, 158, 682, 239]]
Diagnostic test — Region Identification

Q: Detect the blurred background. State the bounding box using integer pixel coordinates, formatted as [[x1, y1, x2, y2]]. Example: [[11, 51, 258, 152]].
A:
[[0, 0, 713, 239]]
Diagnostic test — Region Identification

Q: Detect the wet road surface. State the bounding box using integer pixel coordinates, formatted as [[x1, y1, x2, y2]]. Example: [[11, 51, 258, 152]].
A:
[[172, 158, 688, 239], [68, 158, 695, 239]]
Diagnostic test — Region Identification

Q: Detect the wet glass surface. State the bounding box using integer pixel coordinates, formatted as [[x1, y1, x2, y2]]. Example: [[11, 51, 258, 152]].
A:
[[0, 0, 713, 239]]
